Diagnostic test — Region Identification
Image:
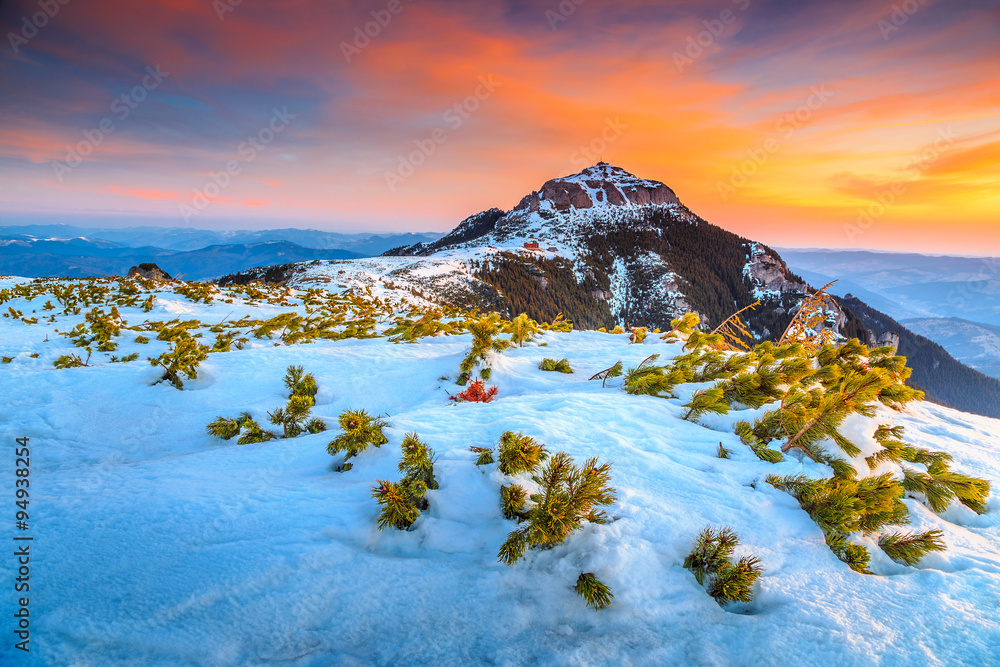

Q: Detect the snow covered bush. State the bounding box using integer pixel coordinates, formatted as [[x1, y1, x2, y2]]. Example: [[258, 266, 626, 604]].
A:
[[497, 451, 616, 565], [327, 409, 389, 459], [684, 527, 763, 605], [588, 360, 623, 387], [268, 366, 325, 438], [470, 446, 494, 465], [53, 352, 91, 369], [878, 531, 947, 566], [623, 354, 685, 398], [500, 483, 527, 520], [538, 358, 573, 373], [372, 433, 438, 531], [767, 473, 909, 573]]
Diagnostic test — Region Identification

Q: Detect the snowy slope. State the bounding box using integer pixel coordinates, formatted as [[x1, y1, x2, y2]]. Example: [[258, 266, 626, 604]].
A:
[[1, 277, 999, 666]]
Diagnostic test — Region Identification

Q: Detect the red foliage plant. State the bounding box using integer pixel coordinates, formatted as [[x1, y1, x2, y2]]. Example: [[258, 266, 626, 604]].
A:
[[451, 380, 499, 403]]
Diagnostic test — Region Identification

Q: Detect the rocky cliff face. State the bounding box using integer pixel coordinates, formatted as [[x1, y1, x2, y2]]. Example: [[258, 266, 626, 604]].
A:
[[513, 162, 679, 213]]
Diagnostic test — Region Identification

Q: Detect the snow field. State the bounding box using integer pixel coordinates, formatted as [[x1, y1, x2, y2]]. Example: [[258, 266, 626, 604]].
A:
[[0, 279, 999, 665]]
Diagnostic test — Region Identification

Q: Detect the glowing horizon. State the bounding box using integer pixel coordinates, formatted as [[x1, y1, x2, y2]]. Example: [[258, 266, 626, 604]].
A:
[[1, 0, 998, 254]]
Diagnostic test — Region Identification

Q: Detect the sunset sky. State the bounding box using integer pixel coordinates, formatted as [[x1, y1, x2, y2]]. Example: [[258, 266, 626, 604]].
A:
[[1, 0, 998, 253]]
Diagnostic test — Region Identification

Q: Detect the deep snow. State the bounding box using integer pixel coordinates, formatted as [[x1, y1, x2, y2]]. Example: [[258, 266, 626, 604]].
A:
[[1, 277, 999, 666]]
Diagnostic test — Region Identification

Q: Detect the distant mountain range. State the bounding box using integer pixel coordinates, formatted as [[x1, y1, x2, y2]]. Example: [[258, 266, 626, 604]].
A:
[[840, 296, 1000, 419], [782, 249, 1000, 380], [0, 226, 443, 281], [900, 317, 1000, 380]]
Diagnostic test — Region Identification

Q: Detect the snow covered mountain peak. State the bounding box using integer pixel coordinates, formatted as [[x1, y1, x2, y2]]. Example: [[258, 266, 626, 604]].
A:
[[513, 162, 679, 213]]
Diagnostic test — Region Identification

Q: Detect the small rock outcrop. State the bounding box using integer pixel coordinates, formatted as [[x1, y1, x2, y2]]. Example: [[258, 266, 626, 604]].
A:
[[126, 263, 173, 282]]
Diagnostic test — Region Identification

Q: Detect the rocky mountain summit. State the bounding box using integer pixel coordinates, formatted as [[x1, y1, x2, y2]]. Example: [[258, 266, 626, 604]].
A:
[[381, 163, 860, 341], [512, 162, 680, 212]]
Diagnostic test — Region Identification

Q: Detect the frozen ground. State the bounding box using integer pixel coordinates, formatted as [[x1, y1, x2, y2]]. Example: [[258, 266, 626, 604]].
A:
[[0, 278, 998, 666]]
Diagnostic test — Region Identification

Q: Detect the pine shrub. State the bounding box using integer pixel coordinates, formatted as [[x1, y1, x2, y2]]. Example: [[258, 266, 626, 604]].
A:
[[624, 355, 686, 398], [471, 446, 494, 465], [327, 409, 389, 459], [539, 358, 573, 373], [372, 433, 439, 531], [505, 313, 540, 347], [371, 480, 420, 530], [684, 527, 763, 605], [148, 338, 210, 389], [497, 431, 548, 476], [53, 352, 91, 369], [734, 421, 782, 463], [398, 433, 438, 500], [768, 473, 910, 573], [682, 386, 730, 421], [498, 452, 616, 565], [458, 313, 511, 383]]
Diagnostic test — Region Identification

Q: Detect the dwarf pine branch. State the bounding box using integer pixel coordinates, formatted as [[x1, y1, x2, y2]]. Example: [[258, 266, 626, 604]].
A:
[[684, 527, 763, 605], [878, 530, 946, 566], [575, 572, 614, 610]]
